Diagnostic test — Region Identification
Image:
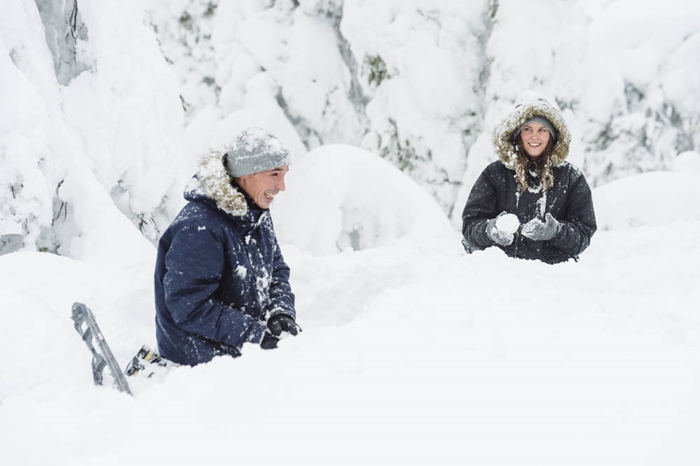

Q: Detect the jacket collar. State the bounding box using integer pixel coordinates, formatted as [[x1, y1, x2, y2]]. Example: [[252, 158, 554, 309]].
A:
[[185, 150, 248, 217]]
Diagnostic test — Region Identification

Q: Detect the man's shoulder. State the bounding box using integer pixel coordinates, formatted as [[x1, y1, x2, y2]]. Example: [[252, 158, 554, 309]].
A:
[[169, 200, 229, 232], [174, 200, 212, 219]]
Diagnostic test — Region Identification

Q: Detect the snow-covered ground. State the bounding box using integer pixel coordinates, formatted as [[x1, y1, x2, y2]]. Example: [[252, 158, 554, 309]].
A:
[[1, 146, 699, 466]]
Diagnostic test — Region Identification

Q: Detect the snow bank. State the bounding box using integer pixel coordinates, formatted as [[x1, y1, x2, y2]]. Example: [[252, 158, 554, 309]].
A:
[[1, 180, 699, 465], [273, 144, 459, 255], [593, 170, 700, 230], [0, 250, 153, 401]]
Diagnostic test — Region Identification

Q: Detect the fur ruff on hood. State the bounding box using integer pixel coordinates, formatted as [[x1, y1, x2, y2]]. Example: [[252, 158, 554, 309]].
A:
[[493, 98, 571, 169], [493, 99, 571, 190], [187, 149, 248, 217]]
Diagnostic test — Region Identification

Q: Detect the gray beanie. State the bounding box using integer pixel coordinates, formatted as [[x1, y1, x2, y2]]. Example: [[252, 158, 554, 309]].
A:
[[513, 116, 558, 143], [225, 127, 290, 178]]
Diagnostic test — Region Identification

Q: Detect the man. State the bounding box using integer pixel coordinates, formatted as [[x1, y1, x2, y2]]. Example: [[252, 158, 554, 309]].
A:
[[154, 127, 299, 366]]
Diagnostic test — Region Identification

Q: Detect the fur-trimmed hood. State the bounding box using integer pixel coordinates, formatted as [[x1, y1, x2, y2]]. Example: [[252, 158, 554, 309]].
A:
[[184, 149, 248, 217], [493, 98, 571, 169]]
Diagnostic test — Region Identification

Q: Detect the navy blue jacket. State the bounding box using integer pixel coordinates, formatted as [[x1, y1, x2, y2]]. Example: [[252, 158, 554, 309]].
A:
[[154, 151, 295, 365]]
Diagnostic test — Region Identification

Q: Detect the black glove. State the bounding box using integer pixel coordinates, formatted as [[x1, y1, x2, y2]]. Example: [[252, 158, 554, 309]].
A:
[[267, 314, 301, 337], [260, 332, 279, 350], [260, 315, 300, 350], [521, 213, 561, 241]]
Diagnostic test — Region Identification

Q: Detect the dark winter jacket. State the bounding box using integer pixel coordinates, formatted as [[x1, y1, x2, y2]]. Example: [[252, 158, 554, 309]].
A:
[[154, 151, 295, 365], [461, 98, 597, 264]]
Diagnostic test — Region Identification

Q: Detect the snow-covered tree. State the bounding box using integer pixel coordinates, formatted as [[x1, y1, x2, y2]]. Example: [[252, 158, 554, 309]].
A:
[[3, 0, 700, 256], [143, 0, 700, 225], [1, 0, 186, 258]]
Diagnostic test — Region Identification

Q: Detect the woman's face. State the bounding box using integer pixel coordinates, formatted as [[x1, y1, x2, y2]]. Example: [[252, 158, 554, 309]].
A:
[[519, 122, 551, 158]]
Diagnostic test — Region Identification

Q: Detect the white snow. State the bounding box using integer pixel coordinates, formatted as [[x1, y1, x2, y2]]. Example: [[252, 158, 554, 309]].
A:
[[272, 144, 457, 255], [2, 1, 700, 465], [1, 152, 700, 465]]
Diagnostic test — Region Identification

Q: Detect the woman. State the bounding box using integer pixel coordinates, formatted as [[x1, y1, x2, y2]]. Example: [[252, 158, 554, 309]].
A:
[[461, 98, 597, 264]]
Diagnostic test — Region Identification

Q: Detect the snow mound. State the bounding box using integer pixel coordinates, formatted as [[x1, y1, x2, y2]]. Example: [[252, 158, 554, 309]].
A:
[[593, 170, 700, 230], [272, 144, 458, 255], [674, 151, 700, 173]]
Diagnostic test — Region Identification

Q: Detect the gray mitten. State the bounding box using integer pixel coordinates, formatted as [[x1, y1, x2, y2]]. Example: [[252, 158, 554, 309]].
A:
[[521, 213, 561, 241], [486, 212, 516, 246]]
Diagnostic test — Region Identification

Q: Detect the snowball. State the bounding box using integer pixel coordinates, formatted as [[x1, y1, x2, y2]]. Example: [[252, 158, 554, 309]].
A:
[[496, 213, 520, 234]]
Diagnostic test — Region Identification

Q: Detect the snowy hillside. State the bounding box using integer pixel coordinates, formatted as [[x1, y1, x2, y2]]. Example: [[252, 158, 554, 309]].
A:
[[1, 148, 700, 465]]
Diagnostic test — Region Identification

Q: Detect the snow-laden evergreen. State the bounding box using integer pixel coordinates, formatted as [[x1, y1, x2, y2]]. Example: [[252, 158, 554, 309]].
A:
[[1, 0, 186, 258], [143, 0, 700, 219], [4, 1, 700, 252]]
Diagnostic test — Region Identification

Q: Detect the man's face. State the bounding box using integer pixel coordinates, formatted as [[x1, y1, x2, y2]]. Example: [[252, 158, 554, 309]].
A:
[[237, 165, 289, 209]]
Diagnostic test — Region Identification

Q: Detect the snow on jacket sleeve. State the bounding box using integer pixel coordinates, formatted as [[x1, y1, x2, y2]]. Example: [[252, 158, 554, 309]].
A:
[[265, 235, 296, 321], [162, 223, 265, 349], [546, 167, 597, 258]]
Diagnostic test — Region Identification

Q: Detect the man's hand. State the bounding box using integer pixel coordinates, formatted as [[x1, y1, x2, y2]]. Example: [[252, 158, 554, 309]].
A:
[[261, 314, 300, 350], [267, 314, 301, 337], [260, 332, 279, 350]]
